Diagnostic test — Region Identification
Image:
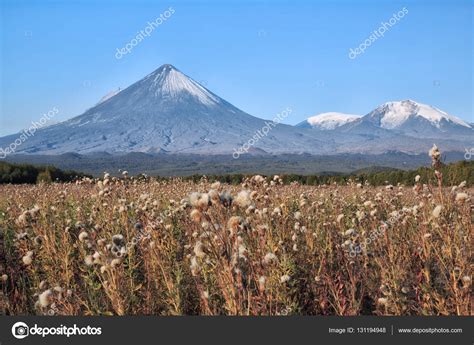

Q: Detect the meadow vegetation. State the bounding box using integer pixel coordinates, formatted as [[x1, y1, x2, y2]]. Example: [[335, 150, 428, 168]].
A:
[[0, 149, 471, 315]]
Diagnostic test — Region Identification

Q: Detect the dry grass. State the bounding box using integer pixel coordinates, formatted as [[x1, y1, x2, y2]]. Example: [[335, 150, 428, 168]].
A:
[[0, 172, 471, 316]]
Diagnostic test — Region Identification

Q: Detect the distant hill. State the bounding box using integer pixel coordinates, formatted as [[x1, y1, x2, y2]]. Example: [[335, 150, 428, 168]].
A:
[[4, 151, 466, 178]]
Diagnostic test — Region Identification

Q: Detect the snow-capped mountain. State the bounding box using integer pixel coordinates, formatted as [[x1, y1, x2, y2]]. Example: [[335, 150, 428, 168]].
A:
[[0, 64, 328, 155], [0, 65, 471, 157], [297, 112, 361, 130], [372, 100, 470, 130], [337, 100, 473, 141]]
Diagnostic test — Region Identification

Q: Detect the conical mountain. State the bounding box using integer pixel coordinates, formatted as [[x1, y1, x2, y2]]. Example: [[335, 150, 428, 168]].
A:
[[0, 64, 326, 155]]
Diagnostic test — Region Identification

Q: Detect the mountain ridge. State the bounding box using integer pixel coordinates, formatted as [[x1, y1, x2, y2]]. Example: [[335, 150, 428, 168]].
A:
[[0, 65, 471, 157]]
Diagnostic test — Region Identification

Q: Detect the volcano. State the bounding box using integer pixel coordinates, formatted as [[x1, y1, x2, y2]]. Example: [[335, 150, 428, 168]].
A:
[[0, 64, 327, 155]]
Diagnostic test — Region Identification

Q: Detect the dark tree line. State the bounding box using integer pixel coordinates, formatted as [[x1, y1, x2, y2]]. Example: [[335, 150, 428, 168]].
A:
[[177, 160, 473, 187], [0, 162, 91, 184], [1, 160, 471, 186]]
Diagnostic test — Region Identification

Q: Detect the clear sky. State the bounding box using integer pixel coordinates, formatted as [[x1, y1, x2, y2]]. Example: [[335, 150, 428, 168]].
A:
[[0, 0, 472, 136]]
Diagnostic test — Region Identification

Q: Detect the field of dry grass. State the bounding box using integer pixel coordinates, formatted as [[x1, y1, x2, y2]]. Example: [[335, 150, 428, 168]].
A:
[[0, 170, 471, 316]]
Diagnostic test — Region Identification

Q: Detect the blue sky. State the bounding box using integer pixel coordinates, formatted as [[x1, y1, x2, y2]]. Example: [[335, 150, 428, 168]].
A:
[[0, 0, 472, 136]]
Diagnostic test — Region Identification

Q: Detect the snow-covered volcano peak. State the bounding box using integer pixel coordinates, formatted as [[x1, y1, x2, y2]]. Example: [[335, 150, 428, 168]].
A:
[[372, 100, 471, 129], [143, 64, 220, 105], [297, 112, 361, 129]]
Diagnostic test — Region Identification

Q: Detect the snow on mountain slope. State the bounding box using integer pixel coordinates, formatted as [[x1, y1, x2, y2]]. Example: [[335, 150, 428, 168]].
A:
[[369, 100, 471, 129], [0, 66, 471, 157], [146, 65, 220, 105], [0, 64, 330, 155], [336, 100, 473, 142], [297, 112, 361, 130]]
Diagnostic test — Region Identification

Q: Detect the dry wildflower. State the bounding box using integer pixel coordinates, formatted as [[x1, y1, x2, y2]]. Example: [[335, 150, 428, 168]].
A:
[[415, 175, 421, 182], [356, 211, 366, 221], [258, 276, 266, 291], [1, 274, 7, 282], [377, 297, 388, 306], [455, 192, 469, 203], [111, 258, 122, 267], [246, 205, 256, 215], [38, 289, 52, 308], [22, 251, 33, 265], [336, 214, 344, 223], [263, 252, 278, 265], [428, 144, 441, 162], [219, 191, 233, 207], [234, 190, 252, 208], [190, 209, 202, 223], [78, 231, 88, 242], [190, 256, 200, 276], [16, 212, 30, 226], [432, 205, 442, 218], [251, 175, 265, 184], [344, 229, 356, 236], [2, 170, 472, 316], [197, 193, 210, 209], [189, 192, 202, 208], [227, 216, 244, 233], [272, 207, 282, 216], [210, 181, 221, 189], [208, 189, 220, 205], [84, 255, 94, 266], [280, 274, 291, 283], [342, 239, 352, 247], [193, 241, 206, 258]]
